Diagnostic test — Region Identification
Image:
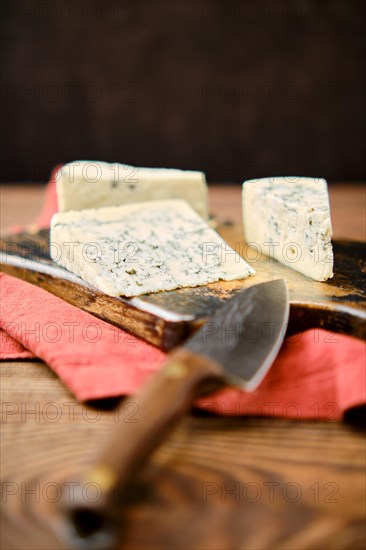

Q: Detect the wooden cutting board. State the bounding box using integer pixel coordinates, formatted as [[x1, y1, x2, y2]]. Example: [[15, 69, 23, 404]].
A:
[[1, 223, 365, 349]]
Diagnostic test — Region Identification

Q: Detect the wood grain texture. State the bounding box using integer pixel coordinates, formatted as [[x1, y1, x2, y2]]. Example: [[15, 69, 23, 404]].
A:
[[1, 227, 365, 349], [1, 361, 365, 550], [59, 348, 225, 548]]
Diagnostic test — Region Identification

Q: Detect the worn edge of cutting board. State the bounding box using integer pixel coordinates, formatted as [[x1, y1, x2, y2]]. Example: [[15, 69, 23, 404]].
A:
[[0, 225, 365, 350]]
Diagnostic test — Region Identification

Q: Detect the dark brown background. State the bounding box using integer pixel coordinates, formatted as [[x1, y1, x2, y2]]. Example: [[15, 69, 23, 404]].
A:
[[1, 0, 365, 183]]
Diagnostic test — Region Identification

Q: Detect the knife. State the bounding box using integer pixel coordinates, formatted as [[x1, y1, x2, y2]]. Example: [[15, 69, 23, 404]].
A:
[[58, 279, 289, 548]]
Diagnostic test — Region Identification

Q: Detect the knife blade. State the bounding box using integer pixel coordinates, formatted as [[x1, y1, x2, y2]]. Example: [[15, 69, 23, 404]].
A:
[[58, 279, 289, 549], [185, 278, 289, 390]]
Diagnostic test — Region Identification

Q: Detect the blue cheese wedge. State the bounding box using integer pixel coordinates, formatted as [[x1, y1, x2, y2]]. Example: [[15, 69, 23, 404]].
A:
[[242, 177, 334, 281], [56, 161, 208, 219], [50, 200, 255, 297]]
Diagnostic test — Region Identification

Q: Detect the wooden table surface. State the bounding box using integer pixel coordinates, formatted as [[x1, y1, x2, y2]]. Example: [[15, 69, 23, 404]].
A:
[[1, 183, 365, 550]]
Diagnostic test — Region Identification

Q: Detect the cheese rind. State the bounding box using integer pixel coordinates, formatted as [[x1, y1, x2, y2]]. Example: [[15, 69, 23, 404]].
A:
[[56, 161, 209, 219], [242, 177, 334, 281], [51, 200, 255, 297]]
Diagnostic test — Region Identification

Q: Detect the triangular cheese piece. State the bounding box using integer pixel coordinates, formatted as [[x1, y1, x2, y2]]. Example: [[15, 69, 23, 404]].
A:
[[56, 161, 209, 219], [51, 200, 255, 297], [242, 177, 333, 281]]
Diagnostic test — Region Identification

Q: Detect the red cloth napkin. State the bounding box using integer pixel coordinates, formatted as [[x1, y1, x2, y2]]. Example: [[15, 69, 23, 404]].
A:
[[0, 272, 166, 401], [1, 168, 365, 418]]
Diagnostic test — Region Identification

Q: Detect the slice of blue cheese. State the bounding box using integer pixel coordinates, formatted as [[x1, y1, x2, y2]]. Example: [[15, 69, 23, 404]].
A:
[[242, 177, 334, 281], [50, 200, 255, 297], [56, 161, 209, 219]]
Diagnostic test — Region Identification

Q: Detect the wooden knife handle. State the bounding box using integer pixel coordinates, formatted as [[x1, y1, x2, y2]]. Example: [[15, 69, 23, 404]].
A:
[[59, 349, 224, 548]]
